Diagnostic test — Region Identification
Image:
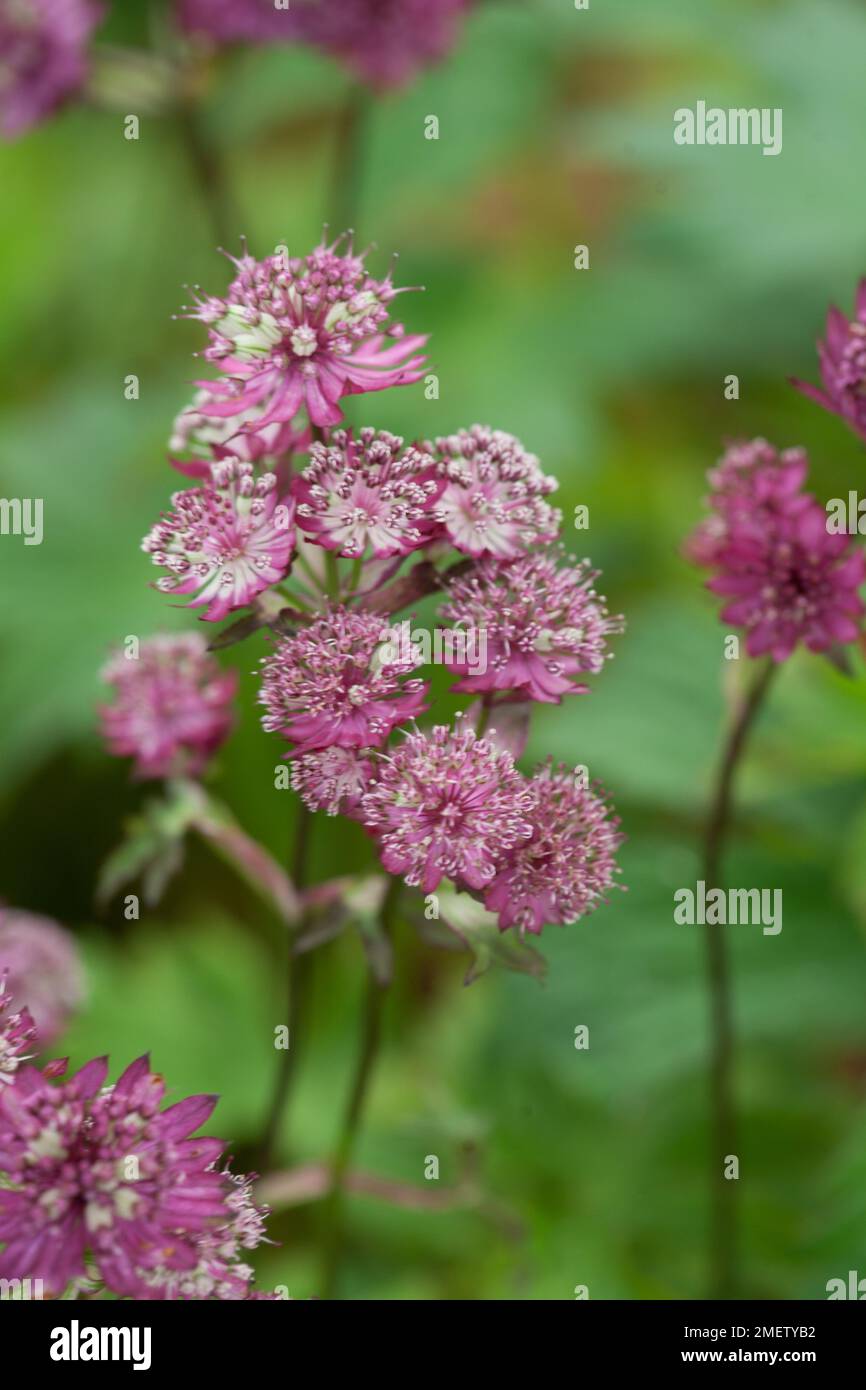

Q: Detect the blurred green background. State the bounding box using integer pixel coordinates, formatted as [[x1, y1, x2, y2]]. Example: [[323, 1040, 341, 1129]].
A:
[[3, 0, 866, 1299]]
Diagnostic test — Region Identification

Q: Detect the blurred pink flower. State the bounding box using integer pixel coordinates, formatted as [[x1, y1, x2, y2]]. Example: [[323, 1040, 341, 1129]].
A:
[[178, 0, 472, 89], [687, 439, 866, 661], [169, 388, 307, 476], [290, 745, 374, 817], [791, 279, 866, 442], [142, 459, 296, 622], [183, 237, 427, 433], [684, 439, 809, 568], [0, 1053, 272, 1299], [0, 0, 103, 140], [0, 908, 84, 1046], [484, 764, 624, 934], [100, 634, 237, 779], [0, 978, 35, 1087]]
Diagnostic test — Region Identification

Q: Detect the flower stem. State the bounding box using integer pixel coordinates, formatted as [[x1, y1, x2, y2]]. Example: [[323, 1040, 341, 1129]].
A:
[[701, 656, 776, 1299], [177, 101, 237, 248], [257, 805, 315, 1171], [319, 876, 401, 1299], [328, 86, 370, 236]]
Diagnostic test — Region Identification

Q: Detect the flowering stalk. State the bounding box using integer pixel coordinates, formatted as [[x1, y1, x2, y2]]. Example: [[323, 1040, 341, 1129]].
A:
[[329, 86, 371, 240], [89, 230, 627, 1302], [687, 431, 866, 1297], [176, 99, 238, 249], [701, 657, 775, 1300], [257, 804, 315, 1170], [319, 874, 401, 1300]]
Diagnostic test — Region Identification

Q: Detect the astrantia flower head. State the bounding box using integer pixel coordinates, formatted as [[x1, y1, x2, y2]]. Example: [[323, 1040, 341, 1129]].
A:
[[360, 721, 534, 893], [0, 978, 35, 1086], [178, 0, 471, 90], [792, 279, 866, 442], [0, 1053, 271, 1299], [293, 426, 441, 559], [429, 425, 561, 558], [706, 501, 865, 661], [100, 633, 237, 779], [684, 439, 809, 567], [259, 606, 428, 754], [170, 387, 307, 476], [688, 439, 866, 661], [142, 459, 296, 622], [440, 550, 623, 702], [0, 908, 84, 1047], [184, 236, 427, 434], [290, 745, 374, 817], [0, 0, 103, 140], [484, 763, 624, 935], [141, 1167, 272, 1301]]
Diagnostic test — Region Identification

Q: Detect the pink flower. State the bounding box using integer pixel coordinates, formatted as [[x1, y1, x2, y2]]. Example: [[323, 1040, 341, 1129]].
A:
[[484, 764, 624, 934], [688, 439, 866, 660], [429, 425, 561, 558], [707, 501, 865, 661], [100, 634, 237, 780], [178, 0, 472, 90], [440, 551, 623, 702], [169, 388, 307, 476], [183, 237, 427, 433], [791, 279, 866, 442], [0, 0, 103, 140], [0, 1053, 271, 1299], [684, 439, 810, 567], [259, 606, 428, 753], [293, 427, 441, 559], [0, 979, 35, 1087], [0, 908, 84, 1047], [139, 1168, 272, 1300], [142, 460, 296, 622], [290, 745, 374, 817], [360, 722, 534, 893]]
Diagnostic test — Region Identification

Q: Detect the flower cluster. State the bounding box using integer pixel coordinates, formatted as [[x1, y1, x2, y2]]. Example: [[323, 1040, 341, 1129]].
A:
[[440, 550, 623, 702], [429, 425, 561, 559], [0, 907, 84, 1046], [0, 1046, 273, 1299], [687, 438, 865, 661], [178, 0, 473, 90], [259, 606, 428, 756], [100, 633, 237, 780], [182, 237, 427, 433], [792, 279, 866, 443], [293, 427, 441, 559], [0, 978, 35, 1087], [0, 0, 103, 140], [142, 460, 296, 622], [484, 765, 623, 934], [105, 231, 625, 945]]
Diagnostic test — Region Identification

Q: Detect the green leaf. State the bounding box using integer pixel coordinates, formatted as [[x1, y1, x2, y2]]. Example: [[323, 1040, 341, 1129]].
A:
[[434, 884, 547, 986]]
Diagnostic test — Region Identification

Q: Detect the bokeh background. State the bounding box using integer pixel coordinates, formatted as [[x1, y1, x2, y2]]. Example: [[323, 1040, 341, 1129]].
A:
[[3, 0, 866, 1299]]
